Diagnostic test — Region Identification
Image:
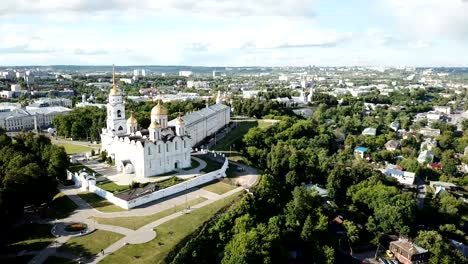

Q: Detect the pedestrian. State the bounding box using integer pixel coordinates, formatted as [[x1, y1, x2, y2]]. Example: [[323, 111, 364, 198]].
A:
[[101, 249, 104, 255]]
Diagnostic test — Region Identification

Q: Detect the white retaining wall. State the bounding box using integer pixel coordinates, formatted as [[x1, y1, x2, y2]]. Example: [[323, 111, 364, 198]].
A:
[[68, 157, 229, 209]]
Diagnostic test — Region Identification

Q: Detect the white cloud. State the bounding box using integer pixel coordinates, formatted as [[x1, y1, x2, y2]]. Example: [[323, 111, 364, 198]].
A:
[[408, 40, 430, 49], [0, 0, 316, 18], [383, 0, 468, 40]]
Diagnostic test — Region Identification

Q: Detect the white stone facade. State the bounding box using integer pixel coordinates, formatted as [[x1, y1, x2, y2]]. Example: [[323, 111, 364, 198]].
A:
[[168, 103, 230, 146], [100, 67, 192, 178]]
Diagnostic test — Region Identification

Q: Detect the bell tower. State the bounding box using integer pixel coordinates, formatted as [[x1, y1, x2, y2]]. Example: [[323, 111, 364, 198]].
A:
[[106, 64, 127, 135]]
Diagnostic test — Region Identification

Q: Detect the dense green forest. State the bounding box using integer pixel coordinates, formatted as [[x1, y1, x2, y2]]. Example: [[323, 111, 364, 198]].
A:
[[0, 130, 69, 226], [171, 89, 467, 263]]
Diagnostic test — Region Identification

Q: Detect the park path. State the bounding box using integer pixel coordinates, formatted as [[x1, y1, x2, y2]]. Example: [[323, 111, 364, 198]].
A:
[[90, 187, 243, 264], [28, 183, 243, 264]]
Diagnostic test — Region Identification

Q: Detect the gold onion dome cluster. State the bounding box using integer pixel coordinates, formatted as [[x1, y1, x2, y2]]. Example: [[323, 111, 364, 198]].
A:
[[109, 86, 121, 96], [151, 101, 168, 116], [176, 115, 184, 125], [148, 120, 161, 130], [127, 113, 137, 124]]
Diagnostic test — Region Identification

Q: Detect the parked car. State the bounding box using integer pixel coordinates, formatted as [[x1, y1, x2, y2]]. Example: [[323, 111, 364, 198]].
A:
[[386, 250, 394, 257]]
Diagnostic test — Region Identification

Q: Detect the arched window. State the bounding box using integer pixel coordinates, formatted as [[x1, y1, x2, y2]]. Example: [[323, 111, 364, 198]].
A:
[[118, 126, 123, 130], [117, 110, 122, 117]]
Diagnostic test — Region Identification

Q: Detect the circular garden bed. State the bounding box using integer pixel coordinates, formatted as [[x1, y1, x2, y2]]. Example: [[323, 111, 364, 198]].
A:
[[64, 223, 88, 232]]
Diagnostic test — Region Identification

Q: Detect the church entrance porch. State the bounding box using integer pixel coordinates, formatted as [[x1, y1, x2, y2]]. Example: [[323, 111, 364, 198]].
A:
[[174, 161, 181, 170]]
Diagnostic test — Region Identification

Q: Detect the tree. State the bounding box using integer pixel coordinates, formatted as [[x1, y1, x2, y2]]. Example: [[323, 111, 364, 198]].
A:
[[343, 220, 359, 244], [415, 230, 467, 264]]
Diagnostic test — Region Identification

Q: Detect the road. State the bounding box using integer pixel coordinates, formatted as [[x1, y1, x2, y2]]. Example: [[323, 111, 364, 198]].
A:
[[229, 161, 260, 189], [415, 177, 427, 209]]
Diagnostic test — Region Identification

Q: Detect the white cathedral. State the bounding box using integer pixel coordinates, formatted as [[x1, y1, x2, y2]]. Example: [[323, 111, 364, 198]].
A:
[[101, 68, 192, 178]]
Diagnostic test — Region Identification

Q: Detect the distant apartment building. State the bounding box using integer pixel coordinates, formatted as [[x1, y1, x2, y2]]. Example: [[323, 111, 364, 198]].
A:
[[31, 98, 73, 108], [187, 80, 210, 89], [0, 106, 71, 132], [179, 71, 193, 77]]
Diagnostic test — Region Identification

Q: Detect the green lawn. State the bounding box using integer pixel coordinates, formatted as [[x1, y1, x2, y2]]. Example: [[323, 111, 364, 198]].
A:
[[156, 176, 185, 189], [2, 223, 54, 254], [202, 181, 237, 195], [78, 192, 126, 212], [55, 142, 98, 154], [257, 119, 278, 129], [183, 158, 200, 170], [212, 120, 258, 151], [100, 192, 243, 264], [97, 181, 129, 194], [93, 197, 208, 230], [58, 230, 124, 259], [225, 163, 241, 178], [42, 192, 78, 219], [198, 156, 223, 173], [43, 256, 76, 264]]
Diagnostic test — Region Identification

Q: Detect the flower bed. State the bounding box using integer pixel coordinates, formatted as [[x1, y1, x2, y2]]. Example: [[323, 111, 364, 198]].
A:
[[64, 223, 87, 232]]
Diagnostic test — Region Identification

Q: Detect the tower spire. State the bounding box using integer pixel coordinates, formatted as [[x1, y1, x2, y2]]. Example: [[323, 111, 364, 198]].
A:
[[109, 64, 120, 96]]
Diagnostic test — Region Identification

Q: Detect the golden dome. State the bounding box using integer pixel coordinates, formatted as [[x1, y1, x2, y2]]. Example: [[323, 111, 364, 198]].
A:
[[176, 114, 184, 126], [148, 120, 161, 130], [151, 100, 168, 116], [126, 113, 137, 124], [109, 86, 121, 96]]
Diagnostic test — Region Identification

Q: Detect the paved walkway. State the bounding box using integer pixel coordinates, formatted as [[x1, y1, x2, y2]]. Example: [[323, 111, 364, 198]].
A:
[[28, 183, 243, 264], [89, 187, 243, 264]]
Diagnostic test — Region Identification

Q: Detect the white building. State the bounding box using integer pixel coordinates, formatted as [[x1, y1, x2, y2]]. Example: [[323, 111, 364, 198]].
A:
[[434, 106, 451, 115], [418, 150, 434, 164], [0, 106, 71, 132], [179, 71, 193, 77], [101, 67, 192, 178], [187, 80, 210, 89], [168, 92, 230, 146], [384, 169, 416, 185], [31, 98, 73, 108]]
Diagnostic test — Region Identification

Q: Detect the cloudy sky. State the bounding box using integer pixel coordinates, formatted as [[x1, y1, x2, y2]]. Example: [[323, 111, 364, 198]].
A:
[[0, 0, 467, 66]]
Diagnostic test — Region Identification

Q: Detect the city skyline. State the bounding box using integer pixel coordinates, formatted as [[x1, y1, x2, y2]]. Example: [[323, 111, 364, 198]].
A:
[[0, 0, 467, 67]]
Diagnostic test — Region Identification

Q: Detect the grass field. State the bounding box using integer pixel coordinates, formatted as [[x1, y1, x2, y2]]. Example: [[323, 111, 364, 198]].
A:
[[93, 197, 208, 230], [3, 223, 54, 254], [202, 181, 237, 195], [100, 192, 243, 264], [183, 158, 200, 170], [55, 142, 98, 154], [43, 192, 78, 219], [198, 156, 223, 173], [257, 119, 278, 129], [59, 230, 124, 259], [78, 192, 126, 213], [225, 163, 241, 177], [212, 120, 258, 151], [97, 181, 129, 194]]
